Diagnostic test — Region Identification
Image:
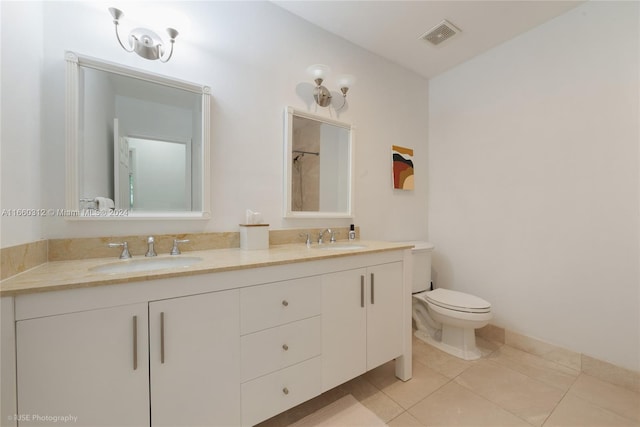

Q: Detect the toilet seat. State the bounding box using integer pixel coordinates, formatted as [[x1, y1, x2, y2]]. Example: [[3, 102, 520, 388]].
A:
[[421, 288, 491, 314]]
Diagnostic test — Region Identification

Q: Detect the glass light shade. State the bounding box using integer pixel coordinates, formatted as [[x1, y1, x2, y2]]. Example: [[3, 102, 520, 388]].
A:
[[166, 28, 179, 41], [109, 7, 124, 21], [337, 74, 356, 89], [306, 64, 331, 80]]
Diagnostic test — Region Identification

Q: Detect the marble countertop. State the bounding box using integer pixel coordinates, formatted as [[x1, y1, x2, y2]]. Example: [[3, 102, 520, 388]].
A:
[[0, 241, 413, 297]]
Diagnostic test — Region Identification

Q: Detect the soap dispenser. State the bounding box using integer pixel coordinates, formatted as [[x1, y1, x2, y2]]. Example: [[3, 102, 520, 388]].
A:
[[348, 224, 356, 241]]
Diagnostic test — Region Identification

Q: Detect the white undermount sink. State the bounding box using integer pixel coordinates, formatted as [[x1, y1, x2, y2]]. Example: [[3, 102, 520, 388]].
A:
[[90, 256, 203, 274], [315, 244, 367, 251]]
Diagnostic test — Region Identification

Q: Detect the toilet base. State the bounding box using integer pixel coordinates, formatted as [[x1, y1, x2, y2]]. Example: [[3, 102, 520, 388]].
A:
[[414, 326, 483, 361]]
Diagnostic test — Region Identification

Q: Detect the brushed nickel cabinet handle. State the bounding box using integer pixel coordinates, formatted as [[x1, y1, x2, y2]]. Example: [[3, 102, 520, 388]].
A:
[[282, 344, 289, 351], [282, 300, 289, 307], [132, 315, 138, 371], [160, 312, 165, 364], [371, 273, 375, 305], [282, 387, 289, 395], [360, 275, 365, 308]]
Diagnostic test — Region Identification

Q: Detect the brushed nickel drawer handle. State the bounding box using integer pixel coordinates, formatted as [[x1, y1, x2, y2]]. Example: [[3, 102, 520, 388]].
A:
[[282, 300, 289, 307], [371, 273, 375, 305], [282, 344, 289, 351], [282, 387, 289, 395], [132, 315, 138, 371], [160, 312, 165, 364]]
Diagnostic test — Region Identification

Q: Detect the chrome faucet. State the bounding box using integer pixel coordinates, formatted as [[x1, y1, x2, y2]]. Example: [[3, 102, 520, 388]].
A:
[[318, 229, 333, 245], [170, 239, 190, 255], [145, 236, 157, 257], [108, 242, 131, 259]]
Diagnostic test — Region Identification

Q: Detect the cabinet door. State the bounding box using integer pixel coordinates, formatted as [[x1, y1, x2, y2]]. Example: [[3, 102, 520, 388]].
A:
[[321, 268, 367, 391], [16, 303, 149, 427], [366, 262, 404, 370], [149, 290, 240, 427]]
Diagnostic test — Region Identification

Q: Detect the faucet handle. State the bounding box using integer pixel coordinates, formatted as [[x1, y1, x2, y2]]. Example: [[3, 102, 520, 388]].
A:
[[299, 233, 311, 248], [170, 239, 190, 255], [330, 230, 338, 243], [108, 242, 131, 259], [145, 236, 157, 257]]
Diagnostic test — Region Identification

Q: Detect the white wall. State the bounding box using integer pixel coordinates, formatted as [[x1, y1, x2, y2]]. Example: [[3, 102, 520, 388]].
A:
[[0, 2, 45, 247], [0, 0, 429, 243], [428, 1, 639, 371]]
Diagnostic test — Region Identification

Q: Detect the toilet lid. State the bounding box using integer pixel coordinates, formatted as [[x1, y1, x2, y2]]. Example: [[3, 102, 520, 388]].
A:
[[425, 288, 491, 314]]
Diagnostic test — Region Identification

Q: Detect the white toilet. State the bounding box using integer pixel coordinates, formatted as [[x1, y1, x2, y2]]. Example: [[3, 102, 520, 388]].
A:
[[408, 242, 492, 360]]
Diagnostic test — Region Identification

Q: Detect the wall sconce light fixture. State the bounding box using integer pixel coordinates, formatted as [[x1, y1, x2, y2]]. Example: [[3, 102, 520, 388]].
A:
[[108, 7, 179, 63], [307, 64, 355, 110]]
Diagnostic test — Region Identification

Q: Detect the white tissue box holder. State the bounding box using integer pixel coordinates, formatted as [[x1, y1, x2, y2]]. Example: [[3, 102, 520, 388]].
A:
[[240, 224, 269, 250]]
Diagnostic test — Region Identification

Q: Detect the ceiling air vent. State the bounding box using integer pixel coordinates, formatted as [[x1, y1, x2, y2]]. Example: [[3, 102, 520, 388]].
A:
[[420, 20, 461, 46]]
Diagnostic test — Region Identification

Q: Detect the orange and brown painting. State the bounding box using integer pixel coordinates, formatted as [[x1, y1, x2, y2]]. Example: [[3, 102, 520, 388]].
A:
[[392, 145, 414, 190]]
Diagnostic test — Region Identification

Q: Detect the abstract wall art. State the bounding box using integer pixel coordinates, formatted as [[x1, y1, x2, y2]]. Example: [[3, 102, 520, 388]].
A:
[[392, 145, 414, 190]]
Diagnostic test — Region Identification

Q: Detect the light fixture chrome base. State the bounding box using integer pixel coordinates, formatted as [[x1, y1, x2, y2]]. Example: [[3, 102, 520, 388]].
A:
[[129, 28, 166, 60], [108, 7, 178, 63], [313, 85, 332, 107]]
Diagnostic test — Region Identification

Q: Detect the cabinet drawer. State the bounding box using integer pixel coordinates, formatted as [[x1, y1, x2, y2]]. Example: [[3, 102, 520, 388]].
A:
[[241, 356, 321, 426], [240, 276, 321, 334], [241, 315, 321, 382]]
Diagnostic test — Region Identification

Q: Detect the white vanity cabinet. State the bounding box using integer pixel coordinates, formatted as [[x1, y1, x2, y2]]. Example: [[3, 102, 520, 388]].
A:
[[149, 290, 240, 427], [239, 276, 322, 426], [321, 262, 404, 391], [16, 303, 151, 427], [15, 290, 240, 427], [3, 246, 411, 427]]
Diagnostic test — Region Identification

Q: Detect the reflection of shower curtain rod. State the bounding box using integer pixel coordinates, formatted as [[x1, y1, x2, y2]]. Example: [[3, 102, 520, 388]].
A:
[[292, 150, 319, 156]]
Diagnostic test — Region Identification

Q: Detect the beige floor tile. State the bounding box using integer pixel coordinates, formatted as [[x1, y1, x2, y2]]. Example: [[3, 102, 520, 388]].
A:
[[582, 354, 640, 393], [388, 411, 425, 427], [488, 345, 579, 391], [543, 394, 639, 427], [365, 359, 450, 409], [568, 374, 640, 423], [338, 377, 405, 423], [505, 330, 581, 371], [476, 336, 503, 356], [365, 360, 404, 389], [409, 381, 530, 426], [412, 336, 474, 379], [454, 360, 564, 426], [257, 387, 349, 427]]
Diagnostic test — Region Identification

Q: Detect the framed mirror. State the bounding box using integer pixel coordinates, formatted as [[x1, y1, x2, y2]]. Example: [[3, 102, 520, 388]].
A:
[[65, 52, 211, 219], [283, 107, 354, 218]]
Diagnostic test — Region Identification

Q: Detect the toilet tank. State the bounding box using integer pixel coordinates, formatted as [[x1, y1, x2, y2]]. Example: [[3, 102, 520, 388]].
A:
[[404, 241, 435, 293]]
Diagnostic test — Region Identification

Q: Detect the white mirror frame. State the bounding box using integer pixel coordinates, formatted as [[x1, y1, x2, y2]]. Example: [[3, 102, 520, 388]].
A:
[[65, 51, 211, 220], [283, 106, 354, 219]]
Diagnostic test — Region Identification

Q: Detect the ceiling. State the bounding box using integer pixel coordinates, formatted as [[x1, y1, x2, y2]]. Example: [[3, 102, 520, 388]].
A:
[[273, 1, 583, 79]]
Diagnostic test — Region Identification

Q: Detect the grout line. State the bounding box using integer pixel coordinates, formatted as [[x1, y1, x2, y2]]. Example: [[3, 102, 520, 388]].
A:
[[487, 344, 580, 392], [539, 372, 581, 426]]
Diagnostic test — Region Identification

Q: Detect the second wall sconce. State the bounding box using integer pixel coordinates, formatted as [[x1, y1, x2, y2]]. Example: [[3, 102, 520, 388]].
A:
[[108, 7, 179, 63], [307, 64, 355, 110]]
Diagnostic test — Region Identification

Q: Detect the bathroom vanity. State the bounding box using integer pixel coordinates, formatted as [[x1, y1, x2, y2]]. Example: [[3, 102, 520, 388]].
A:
[[0, 242, 412, 427]]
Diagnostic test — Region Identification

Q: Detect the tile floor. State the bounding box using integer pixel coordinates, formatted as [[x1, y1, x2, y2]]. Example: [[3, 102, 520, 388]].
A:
[[258, 335, 640, 427]]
